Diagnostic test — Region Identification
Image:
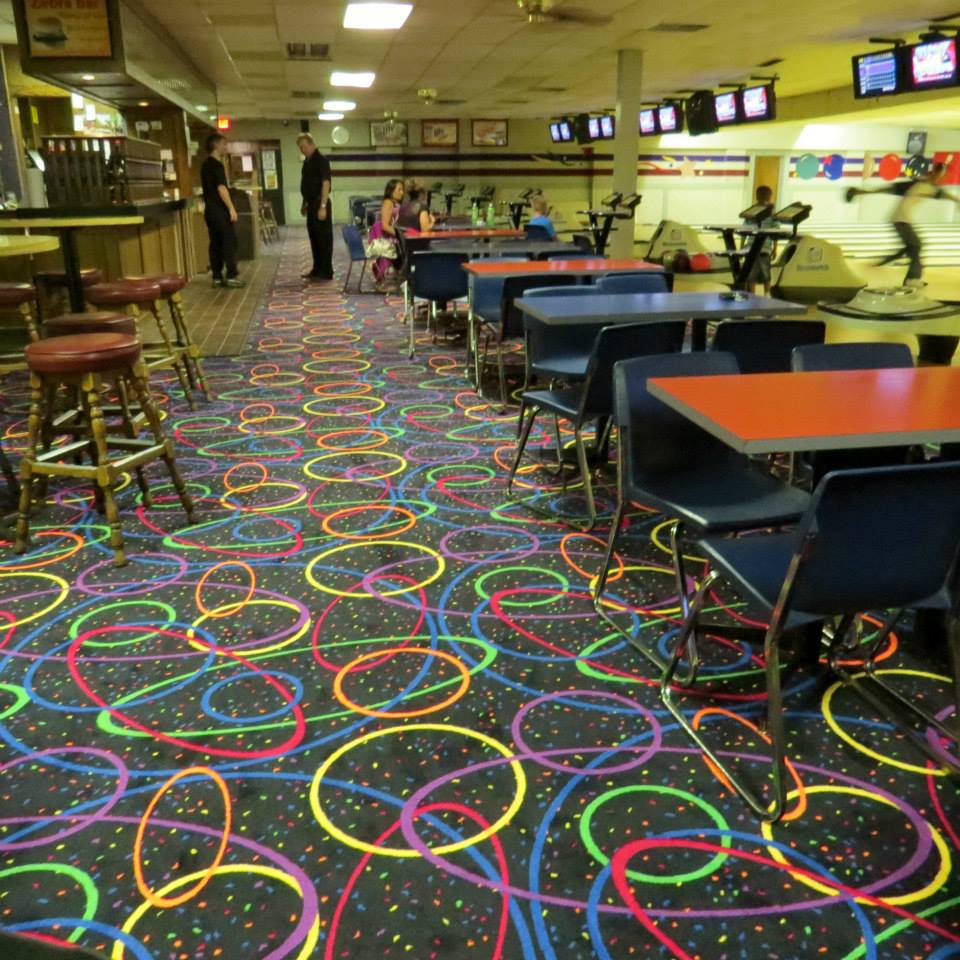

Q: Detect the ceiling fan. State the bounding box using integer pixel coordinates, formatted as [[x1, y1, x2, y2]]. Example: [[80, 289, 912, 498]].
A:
[[515, 0, 613, 26]]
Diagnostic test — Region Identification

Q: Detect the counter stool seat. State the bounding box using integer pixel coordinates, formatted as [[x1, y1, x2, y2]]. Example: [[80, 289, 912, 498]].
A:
[[122, 273, 187, 295], [86, 280, 163, 307], [44, 311, 136, 337], [34, 268, 103, 288], [16, 331, 196, 566], [0, 282, 38, 307], [25, 332, 142, 374]]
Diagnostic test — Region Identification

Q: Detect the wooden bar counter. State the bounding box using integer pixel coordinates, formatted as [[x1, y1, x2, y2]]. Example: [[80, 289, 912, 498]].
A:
[[0, 200, 201, 290]]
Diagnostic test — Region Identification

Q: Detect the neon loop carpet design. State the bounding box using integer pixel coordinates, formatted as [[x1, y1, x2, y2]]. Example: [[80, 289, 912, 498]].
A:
[[0, 231, 957, 960]]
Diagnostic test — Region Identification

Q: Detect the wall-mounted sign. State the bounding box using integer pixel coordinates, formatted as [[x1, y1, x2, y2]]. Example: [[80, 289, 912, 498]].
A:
[[24, 0, 113, 58]]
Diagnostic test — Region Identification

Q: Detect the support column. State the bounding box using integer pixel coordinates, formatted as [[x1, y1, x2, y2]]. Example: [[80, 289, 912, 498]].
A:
[[610, 49, 643, 258]]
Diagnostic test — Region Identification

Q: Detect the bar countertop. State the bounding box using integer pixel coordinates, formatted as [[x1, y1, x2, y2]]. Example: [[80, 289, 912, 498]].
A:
[[0, 199, 189, 221]]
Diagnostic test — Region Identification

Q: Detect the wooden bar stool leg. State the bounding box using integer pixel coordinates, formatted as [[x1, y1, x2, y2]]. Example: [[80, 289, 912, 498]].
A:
[[20, 301, 41, 342], [168, 295, 210, 400], [116, 376, 152, 508], [84, 371, 126, 565], [146, 301, 195, 410], [129, 361, 197, 524], [14, 374, 44, 552]]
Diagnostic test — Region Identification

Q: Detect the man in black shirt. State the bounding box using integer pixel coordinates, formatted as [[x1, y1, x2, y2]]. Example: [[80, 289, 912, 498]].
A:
[[201, 134, 244, 288], [297, 133, 333, 281]]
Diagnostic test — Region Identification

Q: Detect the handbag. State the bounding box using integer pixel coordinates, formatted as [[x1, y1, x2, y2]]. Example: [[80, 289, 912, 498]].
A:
[[364, 236, 398, 259]]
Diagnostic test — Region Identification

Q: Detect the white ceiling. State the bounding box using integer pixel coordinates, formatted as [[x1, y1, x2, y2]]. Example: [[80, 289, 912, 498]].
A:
[[111, 0, 960, 123]]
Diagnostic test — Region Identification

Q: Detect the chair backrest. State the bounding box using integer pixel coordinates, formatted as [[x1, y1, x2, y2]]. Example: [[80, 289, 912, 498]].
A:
[[792, 341, 913, 372], [789, 462, 960, 614], [341, 224, 367, 262], [596, 272, 669, 295], [409, 251, 469, 302], [470, 259, 529, 320], [524, 223, 552, 241], [613, 352, 741, 476], [501, 273, 578, 338], [712, 319, 825, 373], [521, 285, 598, 299], [579, 322, 686, 420], [572, 233, 594, 254]]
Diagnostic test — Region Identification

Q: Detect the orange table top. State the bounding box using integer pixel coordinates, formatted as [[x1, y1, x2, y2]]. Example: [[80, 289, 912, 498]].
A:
[[407, 228, 522, 239], [463, 257, 661, 276], [647, 367, 960, 453]]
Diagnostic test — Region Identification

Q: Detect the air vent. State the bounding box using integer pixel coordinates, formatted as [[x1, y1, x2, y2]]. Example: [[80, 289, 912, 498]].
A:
[[435, 98, 466, 105], [498, 99, 531, 104], [534, 86, 567, 93], [292, 90, 324, 98], [757, 57, 783, 67], [286, 43, 331, 60], [649, 22, 709, 32], [158, 78, 189, 90]]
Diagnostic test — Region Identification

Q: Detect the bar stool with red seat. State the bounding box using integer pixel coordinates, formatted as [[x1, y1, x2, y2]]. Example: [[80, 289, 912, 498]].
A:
[[84, 279, 195, 407], [14, 331, 197, 566], [0, 282, 40, 373], [122, 273, 208, 399], [33, 267, 103, 320]]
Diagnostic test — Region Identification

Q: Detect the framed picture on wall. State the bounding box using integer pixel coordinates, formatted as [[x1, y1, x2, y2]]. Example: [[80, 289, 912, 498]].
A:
[[472, 119, 508, 147], [370, 120, 408, 147], [421, 119, 458, 147]]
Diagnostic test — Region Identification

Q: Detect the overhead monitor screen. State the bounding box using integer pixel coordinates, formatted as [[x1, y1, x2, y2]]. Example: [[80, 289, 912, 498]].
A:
[[588, 116, 601, 140], [639, 109, 657, 134], [658, 103, 679, 132], [549, 122, 561, 143], [911, 38, 958, 89], [557, 120, 572, 142], [714, 92, 738, 124], [741, 85, 774, 120], [853, 49, 900, 97], [599, 114, 615, 138]]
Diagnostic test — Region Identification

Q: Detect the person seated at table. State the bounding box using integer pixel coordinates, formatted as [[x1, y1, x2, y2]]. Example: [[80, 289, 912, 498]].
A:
[[397, 180, 436, 233], [365, 178, 404, 289], [527, 195, 557, 240]]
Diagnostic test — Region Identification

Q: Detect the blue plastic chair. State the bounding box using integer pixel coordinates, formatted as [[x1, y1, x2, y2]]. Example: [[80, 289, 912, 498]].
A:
[[477, 273, 579, 406], [791, 341, 916, 484], [524, 223, 553, 241], [593, 351, 810, 704], [520, 285, 606, 387], [666, 461, 960, 820], [596, 272, 669, 294], [409, 251, 469, 330], [711, 319, 825, 373], [341, 225, 376, 294], [507, 322, 686, 529]]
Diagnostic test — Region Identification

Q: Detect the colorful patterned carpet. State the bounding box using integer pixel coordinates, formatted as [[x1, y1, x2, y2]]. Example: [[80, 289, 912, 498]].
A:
[[0, 230, 958, 960]]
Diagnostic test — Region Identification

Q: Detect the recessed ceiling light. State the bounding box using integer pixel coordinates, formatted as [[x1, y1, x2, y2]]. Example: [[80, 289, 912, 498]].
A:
[[81, 74, 95, 81], [317, 112, 345, 120], [138, 100, 149, 107], [323, 100, 356, 111], [331, 71, 376, 88], [343, 3, 412, 29], [196, 104, 208, 111]]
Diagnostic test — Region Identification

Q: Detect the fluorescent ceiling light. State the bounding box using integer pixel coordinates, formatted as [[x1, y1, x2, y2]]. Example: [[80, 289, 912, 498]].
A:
[[330, 71, 375, 88], [196, 104, 208, 110], [323, 100, 356, 111], [317, 112, 345, 121], [343, 3, 412, 29], [81, 74, 95, 81]]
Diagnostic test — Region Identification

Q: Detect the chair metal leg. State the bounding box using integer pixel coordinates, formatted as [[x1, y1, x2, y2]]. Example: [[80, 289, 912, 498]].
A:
[[358, 260, 368, 293], [342, 260, 353, 294], [496, 341, 508, 408], [569, 426, 597, 532], [506, 401, 539, 496], [660, 570, 791, 822], [828, 610, 959, 766]]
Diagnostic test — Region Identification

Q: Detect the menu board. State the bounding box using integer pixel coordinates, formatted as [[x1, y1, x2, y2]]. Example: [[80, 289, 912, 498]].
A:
[[24, 0, 113, 59]]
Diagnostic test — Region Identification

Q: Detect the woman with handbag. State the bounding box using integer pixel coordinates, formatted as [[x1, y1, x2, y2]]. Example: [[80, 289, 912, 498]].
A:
[[366, 179, 403, 290]]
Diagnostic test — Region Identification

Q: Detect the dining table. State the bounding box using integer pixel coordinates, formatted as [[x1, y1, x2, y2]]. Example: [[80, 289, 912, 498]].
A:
[[646, 366, 960, 453], [0, 214, 144, 312]]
